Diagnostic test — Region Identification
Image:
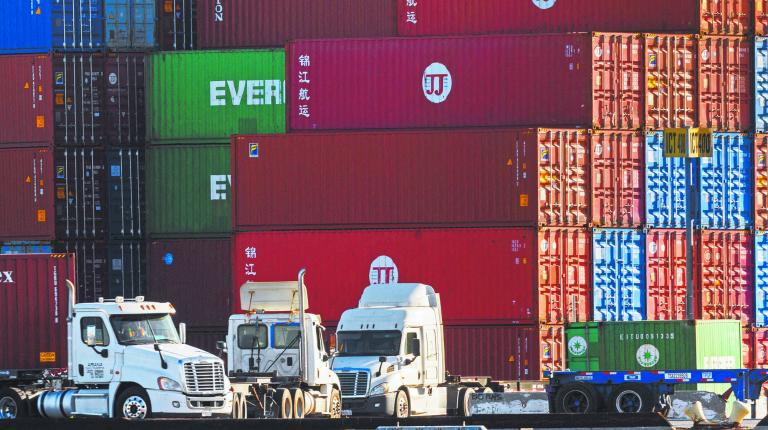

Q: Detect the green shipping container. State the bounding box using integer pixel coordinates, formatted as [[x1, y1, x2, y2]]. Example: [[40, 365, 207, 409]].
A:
[[147, 145, 231, 237], [146, 50, 286, 142]]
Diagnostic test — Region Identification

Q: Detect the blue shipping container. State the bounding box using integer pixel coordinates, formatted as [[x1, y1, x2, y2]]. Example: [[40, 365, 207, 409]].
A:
[[105, 0, 156, 49], [757, 37, 768, 132], [1, 241, 54, 254], [757, 232, 768, 327], [592, 228, 646, 322], [645, 131, 688, 229], [699, 133, 752, 229], [0, 0, 104, 53]]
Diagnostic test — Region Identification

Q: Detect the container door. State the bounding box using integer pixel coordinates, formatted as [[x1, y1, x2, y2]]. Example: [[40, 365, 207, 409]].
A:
[[539, 325, 565, 379], [757, 38, 768, 132], [646, 229, 688, 320], [591, 131, 643, 227], [107, 241, 146, 299], [156, 0, 196, 50], [698, 36, 751, 132], [645, 132, 687, 228], [105, 0, 131, 48], [104, 53, 146, 146], [52, 0, 105, 51], [699, 230, 753, 323], [756, 135, 768, 230], [592, 229, 645, 321], [591, 34, 642, 130], [700, 133, 752, 229], [537, 130, 589, 226], [107, 148, 145, 239], [700, 0, 752, 35], [55, 148, 107, 240], [757, 232, 768, 327], [538, 228, 590, 324], [53, 54, 105, 146], [644, 35, 697, 129]]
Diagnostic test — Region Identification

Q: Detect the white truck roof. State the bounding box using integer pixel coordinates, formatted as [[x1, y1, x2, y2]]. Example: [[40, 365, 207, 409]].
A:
[[239, 281, 308, 312], [358, 283, 438, 308]]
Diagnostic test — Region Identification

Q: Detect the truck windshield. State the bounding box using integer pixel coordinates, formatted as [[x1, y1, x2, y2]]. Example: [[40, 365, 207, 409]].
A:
[[111, 314, 180, 345], [336, 331, 402, 356], [237, 324, 268, 349]]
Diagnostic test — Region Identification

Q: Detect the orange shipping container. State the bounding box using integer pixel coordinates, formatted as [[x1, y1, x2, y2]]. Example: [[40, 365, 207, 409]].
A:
[[590, 130, 644, 227], [646, 229, 691, 321], [756, 134, 768, 230], [698, 230, 753, 324], [698, 36, 752, 132], [757, 1, 768, 35], [644, 34, 697, 130], [538, 228, 591, 325]]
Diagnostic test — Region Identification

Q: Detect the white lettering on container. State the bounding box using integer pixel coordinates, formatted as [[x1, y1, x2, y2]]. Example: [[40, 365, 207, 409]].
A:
[[210, 175, 232, 200], [214, 0, 224, 22], [210, 80, 285, 106]]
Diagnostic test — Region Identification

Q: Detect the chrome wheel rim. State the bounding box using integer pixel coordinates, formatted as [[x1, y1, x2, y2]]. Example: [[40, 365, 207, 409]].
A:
[[396, 393, 409, 418], [330, 392, 341, 418], [615, 390, 642, 413], [122, 395, 148, 419], [0, 397, 18, 419]]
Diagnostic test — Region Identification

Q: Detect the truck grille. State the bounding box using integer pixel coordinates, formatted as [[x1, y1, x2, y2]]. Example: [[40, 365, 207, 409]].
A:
[[184, 361, 225, 394], [337, 371, 369, 397]]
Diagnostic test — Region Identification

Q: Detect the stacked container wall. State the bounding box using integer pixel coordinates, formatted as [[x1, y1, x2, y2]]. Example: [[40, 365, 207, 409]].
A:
[[106, 148, 145, 239], [698, 36, 752, 132], [590, 131, 644, 227], [232, 129, 589, 230], [287, 33, 642, 131], [0, 55, 54, 145], [156, 0, 196, 50], [754, 135, 768, 230], [196, 0, 397, 48], [645, 132, 687, 228], [397, 0, 750, 36], [646, 229, 690, 321], [699, 133, 752, 229], [54, 148, 107, 240], [147, 145, 231, 237], [0, 1, 104, 53], [644, 34, 698, 130], [105, 0, 156, 49], [0, 254, 76, 369], [146, 50, 285, 143], [757, 37, 768, 132], [698, 230, 753, 323], [147, 238, 232, 326], [0, 147, 55, 240], [592, 228, 646, 321], [755, 232, 768, 326], [105, 240, 146, 299], [538, 228, 591, 324]]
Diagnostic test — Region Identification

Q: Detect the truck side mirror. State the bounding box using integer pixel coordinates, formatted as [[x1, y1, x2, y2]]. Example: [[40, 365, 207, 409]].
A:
[[179, 322, 187, 344], [411, 338, 421, 357], [216, 340, 228, 354], [329, 333, 337, 352]]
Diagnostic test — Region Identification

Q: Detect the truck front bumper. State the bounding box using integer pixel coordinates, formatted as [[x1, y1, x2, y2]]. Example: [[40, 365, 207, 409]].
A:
[[148, 389, 233, 418], [343, 393, 397, 416]]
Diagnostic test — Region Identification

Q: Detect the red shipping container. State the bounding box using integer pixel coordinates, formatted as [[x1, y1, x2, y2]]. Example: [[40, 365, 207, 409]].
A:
[[196, 0, 396, 49], [758, 1, 768, 36], [397, 0, 751, 37], [232, 129, 589, 229], [0, 54, 52, 145], [147, 238, 232, 327], [590, 131, 644, 227], [644, 34, 698, 130], [537, 228, 591, 324], [288, 33, 643, 131], [444, 324, 564, 381], [756, 134, 768, 230], [645, 229, 691, 321], [0, 147, 54, 240], [0, 253, 76, 369], [743, 325, 755, 369], [698, 36, 752, 132], [698, 230, 753, 324], [755, 326, 768, 368]]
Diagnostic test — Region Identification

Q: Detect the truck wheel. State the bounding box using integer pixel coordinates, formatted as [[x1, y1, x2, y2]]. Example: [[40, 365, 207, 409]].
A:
[[0, 387, 26, 419], [276, 388, 293, 419], [291, 388, 305, 419], [116, 387, 151, 420], [329, 388, 342, 419], [394, 390, 410, 418], [554, 383, 599, 414], [608, 383, 654, 413], [458, 387, 476, 417]]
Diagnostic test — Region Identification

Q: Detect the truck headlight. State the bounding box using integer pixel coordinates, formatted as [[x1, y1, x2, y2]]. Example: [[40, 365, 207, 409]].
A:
[[157, 377, 182, 391], [369, 382, 390, 396]]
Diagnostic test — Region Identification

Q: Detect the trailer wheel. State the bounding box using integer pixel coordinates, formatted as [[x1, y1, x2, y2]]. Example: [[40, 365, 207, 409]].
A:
[[116, 387, 151, 420], [458, 387, 475, 417], [290, 388, 305, 419], [275, 388, 293, 419], [0, 387, 26, 419], [607, 383, 654, 413], [554, 383, 599, 413], [329, 388, 342, 419], [394, 390, 410, 418]]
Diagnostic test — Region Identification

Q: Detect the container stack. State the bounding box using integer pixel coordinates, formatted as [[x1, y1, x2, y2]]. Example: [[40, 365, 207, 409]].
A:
[[754, 12, 768, 370]]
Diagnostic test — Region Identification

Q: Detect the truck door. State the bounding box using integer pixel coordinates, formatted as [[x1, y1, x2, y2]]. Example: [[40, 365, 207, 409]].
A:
[[403, 329, 423, 385], [423, 328, 440, 386], [74, 315, 117, 384], [272, 323, 301, 377]]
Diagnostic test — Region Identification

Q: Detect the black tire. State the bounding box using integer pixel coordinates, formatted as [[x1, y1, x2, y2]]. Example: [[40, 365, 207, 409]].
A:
[[458, 387, 475, 417], [394, 390, 410, 418], [276, 388, 293, 419], [329, 388, 342, 419], [607, 383, 655, 414], [115, 386, 151, 420], [554, 383, 599, 414], [0, 387, 26, 419], [291, 388, 305, 419]]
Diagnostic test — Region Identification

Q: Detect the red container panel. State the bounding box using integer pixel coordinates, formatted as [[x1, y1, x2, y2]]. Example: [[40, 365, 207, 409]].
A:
[[538, 228, 591, 324], [287, 33, 642, 131], [759, 1, 768, 35], [698, 230, 753, 323], [148, 238, 232, 326], [698, 36, 752, 132], [197, 0, 396, 49], [232, 129, 588, 229], [397, 0, 750, 36], [0, 55, 53, 145], [646, 229, 690, 321], [0, 253, 76, 369], [755, 326, 768, 368], [444, 324, 564, 381], [0, 147, 54, 240], [756, 134, 768, 230], [744, 325, 755, 369], [644, 35, 698, 130], [590, 131, 644, 227]]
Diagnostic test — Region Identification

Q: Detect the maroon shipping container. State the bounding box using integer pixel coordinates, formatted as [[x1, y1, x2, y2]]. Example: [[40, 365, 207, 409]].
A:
[[698, 230, 753, 323], [397, 0, 752, 37], [444, 324, 564, 381], [0, 147, 54, 240], [590, 131, 644, 227], [147, 238, 232, 326], [156, 0, 196, 50], [698, 36, 752, 132], [287, 33, 643, 131], [644, 34, 698, 130], [232, 129, 589, 229], [0, 54, 52, 145], [196, 0, 396, 49], [757, 134, 768, 230], [0, 253, 76, 369], [186, 326, 228, 354], [646, 229, 691, 321]]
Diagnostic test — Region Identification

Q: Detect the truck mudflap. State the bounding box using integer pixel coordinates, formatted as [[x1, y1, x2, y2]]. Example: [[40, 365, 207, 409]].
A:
[[342, 393, 397, 416]]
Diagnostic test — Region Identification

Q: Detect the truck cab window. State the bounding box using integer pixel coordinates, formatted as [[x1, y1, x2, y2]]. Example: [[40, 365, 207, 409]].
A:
[[80, 317, 109, 346], [273, 324, 300, 349], [405, 332, 418, 355], [237, 324, 268, 349], [316, 326, 325, 352]]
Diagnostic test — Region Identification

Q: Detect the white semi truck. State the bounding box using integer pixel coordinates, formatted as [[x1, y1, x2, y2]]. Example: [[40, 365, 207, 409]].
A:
[[332, 282, 491, 418], [0, 280, 232, 419], [220, 269, 342, 419]]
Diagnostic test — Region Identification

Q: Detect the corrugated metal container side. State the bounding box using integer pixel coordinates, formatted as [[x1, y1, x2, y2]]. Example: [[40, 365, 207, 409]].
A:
[[0, 55, 53, 145], [759, 2, 768, 35], [645, 132, 687, 229], [755, 232, 768, 326], [287, 33, 643, 131], [757, 134, 768, 229], [1, 241, 53, 255], [0, 254, 76, 369], [53, 53, 105, 146], [105, 0, 156, 49], [590, 131, 644, 227], [699, 133, 752, 229], [146, 50, 285, 143], [147, 238, 231, 326], [0, 147, 55, 240], [755, 326, 768, 367], [444, 324, 564, 381], [232, 129, 589, 230], [55, 148, 106, 240], [743, 325, 754, 369], [186, 326, 227, 354], [397, 0, 750, 36], [103, 53, 146, 147], [156, 0, 196, 50], [538, 228, 591, 324], [757, 37, 768, 132], [698, 36, 752, 132], [147, 144, 231, 237], [106, 148, 144, 239], [106, 240, 146, 299], [0, 0, 104, 53], [197, 0, 396, 48], [698, 230, 753, 323], [644, 34, 698, 130], [233, 228, 539, 324], [646, 229, 690, 321], [592, 228, 646, 321]]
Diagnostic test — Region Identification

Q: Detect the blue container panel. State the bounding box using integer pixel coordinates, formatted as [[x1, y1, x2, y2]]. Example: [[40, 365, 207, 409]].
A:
[[105, 0, 156, 49], [757, 232, 768, 327], [51, 0, 105, 51], [757, 37, 768, 132], [1, 241, 54, 254], [645, 131, 687, 229], [699, 133, 752, 229], [0, 2, 53, 53], [592, 228, 646, 321]]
